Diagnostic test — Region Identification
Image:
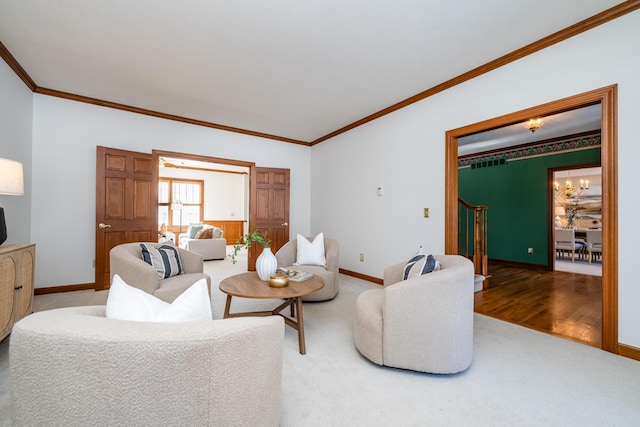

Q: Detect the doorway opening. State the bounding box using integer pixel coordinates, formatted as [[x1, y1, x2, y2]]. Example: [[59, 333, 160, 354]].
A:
[[551, 166, 602, 276], [445, 85, 618, 353], [154, 151, 252, 247]]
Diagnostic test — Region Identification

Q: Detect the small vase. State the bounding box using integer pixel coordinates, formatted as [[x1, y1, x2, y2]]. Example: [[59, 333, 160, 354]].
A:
[[256, 247, 278, 281]]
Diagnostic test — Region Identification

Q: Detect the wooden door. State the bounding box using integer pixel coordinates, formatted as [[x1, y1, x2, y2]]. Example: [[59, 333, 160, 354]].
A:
[[248, 167, 290, 270], [95, 146, 158, 290]]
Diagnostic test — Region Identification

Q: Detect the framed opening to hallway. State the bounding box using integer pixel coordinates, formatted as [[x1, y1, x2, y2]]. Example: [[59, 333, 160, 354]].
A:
[[445, 85, 618, 354]]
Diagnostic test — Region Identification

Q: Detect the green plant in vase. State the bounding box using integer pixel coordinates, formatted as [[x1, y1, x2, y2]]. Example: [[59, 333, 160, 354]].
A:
[[565, 207, 580, 229], [229, 229, 271, 264]]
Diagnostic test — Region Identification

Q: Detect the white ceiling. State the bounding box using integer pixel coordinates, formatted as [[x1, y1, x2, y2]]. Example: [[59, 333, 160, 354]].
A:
[[0, 0, 622, 143], [458, 104, 602, 156]]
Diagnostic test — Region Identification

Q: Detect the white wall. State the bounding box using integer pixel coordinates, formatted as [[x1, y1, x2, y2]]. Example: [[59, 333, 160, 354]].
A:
[[312, 11, 640, 348], [31, 95, 311, 288], [12, 8, 640, 350], [0, 59, 32, 245], [159, 167, 247, 221]]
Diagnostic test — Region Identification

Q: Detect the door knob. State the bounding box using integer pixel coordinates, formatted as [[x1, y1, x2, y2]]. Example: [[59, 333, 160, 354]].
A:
[[98, 223, 112, 229], [281, 222, 288, 226]]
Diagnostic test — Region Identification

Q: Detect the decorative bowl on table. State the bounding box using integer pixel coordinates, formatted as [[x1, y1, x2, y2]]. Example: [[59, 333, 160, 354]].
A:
[[269, 273, 289, 288]]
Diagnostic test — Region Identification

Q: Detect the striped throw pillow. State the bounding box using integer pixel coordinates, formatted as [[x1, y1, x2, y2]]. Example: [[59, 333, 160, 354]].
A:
[[403, 254, 440, 280], [140, 243, 184, 279]]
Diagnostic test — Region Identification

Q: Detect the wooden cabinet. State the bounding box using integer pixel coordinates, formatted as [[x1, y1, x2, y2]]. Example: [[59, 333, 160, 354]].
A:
[[0, 244, 35, 341]]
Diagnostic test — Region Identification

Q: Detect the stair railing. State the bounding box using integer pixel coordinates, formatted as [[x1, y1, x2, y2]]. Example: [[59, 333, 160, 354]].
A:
[[458, 197, 489, 288]]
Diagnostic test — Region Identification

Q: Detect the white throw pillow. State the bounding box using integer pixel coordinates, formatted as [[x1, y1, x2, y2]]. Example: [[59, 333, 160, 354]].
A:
[[295, 232, 326, 266], [106, 274, 212, 323]]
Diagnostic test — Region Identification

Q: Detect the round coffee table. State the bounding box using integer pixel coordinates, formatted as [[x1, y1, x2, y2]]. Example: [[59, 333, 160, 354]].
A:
[[219, 272, 324, 355]]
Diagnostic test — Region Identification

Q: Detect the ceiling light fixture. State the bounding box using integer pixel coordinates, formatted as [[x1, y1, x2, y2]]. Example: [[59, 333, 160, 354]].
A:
[[526, 118, 544, 133]]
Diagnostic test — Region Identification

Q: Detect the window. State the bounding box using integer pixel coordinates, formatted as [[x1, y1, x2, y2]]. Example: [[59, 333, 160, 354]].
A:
[[158, 179, 204, 233]]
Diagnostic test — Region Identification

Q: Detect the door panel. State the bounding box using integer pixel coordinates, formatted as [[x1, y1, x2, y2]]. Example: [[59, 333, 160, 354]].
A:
[[95, 146, 157, 290], [248, 167, 290, 270]]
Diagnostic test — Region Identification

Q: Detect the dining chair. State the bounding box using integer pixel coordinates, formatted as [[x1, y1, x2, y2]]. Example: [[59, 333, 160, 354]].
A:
[[585, 229, 603, 264], [555, 228, 585, 262]]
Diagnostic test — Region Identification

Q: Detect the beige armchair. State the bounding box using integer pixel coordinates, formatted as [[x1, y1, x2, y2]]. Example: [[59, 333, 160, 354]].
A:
[[354, 255, 474, 374], [110, 242, 211, 303], [275, 237, 340, 301], [10, 305, 284, 426]]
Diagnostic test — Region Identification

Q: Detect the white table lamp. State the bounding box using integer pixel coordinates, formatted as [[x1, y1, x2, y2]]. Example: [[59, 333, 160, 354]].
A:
[[0, 158, 25, 245]]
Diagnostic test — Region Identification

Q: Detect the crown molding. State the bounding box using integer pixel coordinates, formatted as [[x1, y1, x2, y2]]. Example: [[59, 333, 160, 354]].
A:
[[0, 40, 36, 91], [310, 0, 640, 145], [2, 1, 638, 146], [33, 87, 310, 146]]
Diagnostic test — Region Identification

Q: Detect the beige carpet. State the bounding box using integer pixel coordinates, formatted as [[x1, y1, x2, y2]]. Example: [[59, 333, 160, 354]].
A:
[[2, 248, 640, 426]]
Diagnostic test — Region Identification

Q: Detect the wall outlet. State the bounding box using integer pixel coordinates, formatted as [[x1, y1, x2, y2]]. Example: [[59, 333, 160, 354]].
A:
[[360, 253, 364, 262], [528, 247, 534, 254]]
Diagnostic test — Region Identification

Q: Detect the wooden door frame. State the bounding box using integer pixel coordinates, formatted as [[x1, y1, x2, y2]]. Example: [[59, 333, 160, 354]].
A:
[[547, 163, 601, 269], [152, 149, 256, 242], [445, 85, 618, 353]]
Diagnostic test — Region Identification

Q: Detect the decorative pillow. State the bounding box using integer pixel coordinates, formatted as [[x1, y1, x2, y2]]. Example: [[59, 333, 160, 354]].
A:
[[295, 232, 326, 266], [140, 243, 183, 279], [403, 254, 441, 280], [211, 227, 223, 239], [196, 227, 213, 239], [106, 275, 212, 322], [188, 223, 204, 239]]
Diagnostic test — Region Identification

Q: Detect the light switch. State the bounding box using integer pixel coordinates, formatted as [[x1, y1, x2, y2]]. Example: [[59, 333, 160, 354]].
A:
[[424, 208, 429, 218]]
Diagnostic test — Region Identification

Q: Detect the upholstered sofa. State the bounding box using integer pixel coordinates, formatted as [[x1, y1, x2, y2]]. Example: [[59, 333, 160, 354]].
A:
[[10, 305, 284, 427], [110, 242, 211, 303], [179, 224, 227, 260], [354, 254, 474, 374], [275, 236, 340, 301]]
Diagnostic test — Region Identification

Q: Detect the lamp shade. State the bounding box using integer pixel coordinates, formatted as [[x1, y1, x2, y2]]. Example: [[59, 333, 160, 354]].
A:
[[554, 206, 565, 216], [0, 158, 24, 196]]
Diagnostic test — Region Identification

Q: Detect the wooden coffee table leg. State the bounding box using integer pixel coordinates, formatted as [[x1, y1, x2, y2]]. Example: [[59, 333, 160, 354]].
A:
[[295, 296, 306, 355], [223, 294, 233, 318]]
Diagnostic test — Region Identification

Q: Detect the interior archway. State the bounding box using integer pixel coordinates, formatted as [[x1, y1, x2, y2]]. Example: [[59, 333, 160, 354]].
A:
[[445, 85, 618, 353]]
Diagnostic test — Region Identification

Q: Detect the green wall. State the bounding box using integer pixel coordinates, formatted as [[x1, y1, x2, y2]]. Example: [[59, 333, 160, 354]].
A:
[[458, 148, 600, 265]]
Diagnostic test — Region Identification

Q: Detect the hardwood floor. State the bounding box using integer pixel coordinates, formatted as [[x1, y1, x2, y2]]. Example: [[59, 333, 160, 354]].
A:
[[474, 261, 602, 348]]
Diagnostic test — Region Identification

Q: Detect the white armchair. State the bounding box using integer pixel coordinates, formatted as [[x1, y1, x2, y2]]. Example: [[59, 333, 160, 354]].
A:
[[354, 255, 474, 374], [10, 305, 284, 426], [275, 236, 340, 301], [179, 224, 227, 260], [110, 242, 211, 303]]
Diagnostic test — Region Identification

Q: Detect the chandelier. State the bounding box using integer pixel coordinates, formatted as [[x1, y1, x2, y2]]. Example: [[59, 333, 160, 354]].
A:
[[554, 172, 588, 228], [553, 174, 589, 198]]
